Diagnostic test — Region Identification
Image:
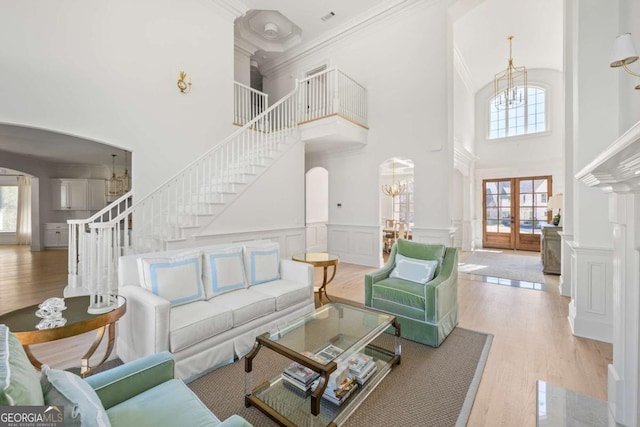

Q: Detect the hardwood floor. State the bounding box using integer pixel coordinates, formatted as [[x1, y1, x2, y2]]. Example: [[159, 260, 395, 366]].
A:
[[1, 246, 612, 426]]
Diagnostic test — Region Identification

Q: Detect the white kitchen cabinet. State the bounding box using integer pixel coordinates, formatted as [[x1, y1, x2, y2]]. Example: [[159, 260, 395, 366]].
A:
[[87, 179, 106, 210], [44, 223, 68, 248], [51, 179, 105, 210]]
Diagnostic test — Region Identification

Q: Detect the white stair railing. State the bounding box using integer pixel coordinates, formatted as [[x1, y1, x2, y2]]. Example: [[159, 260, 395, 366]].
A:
[[78, 81, 301, 312], [75, 67, 368, 312], [234, 82, 268, 126], [66, 191, 133, 293], [299, 67, 368, 128]]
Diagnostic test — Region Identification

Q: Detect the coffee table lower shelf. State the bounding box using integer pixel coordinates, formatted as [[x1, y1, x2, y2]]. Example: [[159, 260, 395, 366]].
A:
[[245, 345, 399, 427]]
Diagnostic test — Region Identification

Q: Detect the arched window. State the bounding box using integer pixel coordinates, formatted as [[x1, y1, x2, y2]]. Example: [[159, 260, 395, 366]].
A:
[[489, 86, 546, 139]]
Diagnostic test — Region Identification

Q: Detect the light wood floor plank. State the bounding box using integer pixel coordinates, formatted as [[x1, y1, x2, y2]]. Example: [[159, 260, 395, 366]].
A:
[[0, 245, 611, 426]]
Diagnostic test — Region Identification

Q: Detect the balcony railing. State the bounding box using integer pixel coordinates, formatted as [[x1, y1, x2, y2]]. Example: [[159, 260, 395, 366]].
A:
[[234, 82, 269, 126], [298, 67, 368, 128]]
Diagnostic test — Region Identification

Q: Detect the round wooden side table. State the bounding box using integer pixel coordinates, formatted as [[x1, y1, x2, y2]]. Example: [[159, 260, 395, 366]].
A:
[[0, 295, 126, 377], [292, 252, 340, 305]]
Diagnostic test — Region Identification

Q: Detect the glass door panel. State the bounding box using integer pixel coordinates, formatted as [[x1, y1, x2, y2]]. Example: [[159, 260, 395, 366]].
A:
[[483, 179, 515, 249], [484, 176, 553, 251]]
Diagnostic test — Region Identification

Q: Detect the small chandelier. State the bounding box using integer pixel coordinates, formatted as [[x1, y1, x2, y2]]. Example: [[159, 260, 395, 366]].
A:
[[382, 160, 406, 198], [106, 152, 130, 200], [494, 35, 527, 110]]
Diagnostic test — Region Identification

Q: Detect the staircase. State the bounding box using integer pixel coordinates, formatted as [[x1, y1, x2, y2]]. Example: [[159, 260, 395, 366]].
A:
[[66, 67, 368, 311]]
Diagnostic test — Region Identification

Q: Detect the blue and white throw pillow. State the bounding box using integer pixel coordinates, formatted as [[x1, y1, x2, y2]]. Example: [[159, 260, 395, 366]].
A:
[[202, 247, 247, 299], [390, 254, 439, 285], [40, 365, 111, 427], [243, 242, 281, 286], [137, 251, 204, 306]]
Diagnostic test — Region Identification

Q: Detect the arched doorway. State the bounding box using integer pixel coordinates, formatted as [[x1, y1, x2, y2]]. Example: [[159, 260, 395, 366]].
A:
[[305, 167, 328, 252], [380, 157, 414, 255]]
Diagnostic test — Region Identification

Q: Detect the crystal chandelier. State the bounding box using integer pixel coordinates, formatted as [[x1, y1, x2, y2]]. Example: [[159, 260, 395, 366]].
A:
[[381, 160, 406, 199], [494, 36, 527, 110]]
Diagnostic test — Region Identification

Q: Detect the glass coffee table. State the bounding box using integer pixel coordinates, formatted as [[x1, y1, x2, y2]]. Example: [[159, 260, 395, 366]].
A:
[[244, 303, 400, 426]]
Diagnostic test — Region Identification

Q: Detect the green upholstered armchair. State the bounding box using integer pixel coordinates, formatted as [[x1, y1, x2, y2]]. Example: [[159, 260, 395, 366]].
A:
[[0, 324, 251, 427], [364, 239, 458, 347]]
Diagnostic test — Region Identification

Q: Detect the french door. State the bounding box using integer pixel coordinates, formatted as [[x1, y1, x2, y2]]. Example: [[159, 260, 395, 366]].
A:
[[483, 176, 552, 251]]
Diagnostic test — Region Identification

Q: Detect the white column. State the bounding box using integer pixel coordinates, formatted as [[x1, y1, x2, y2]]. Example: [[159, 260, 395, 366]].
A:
[[576, 121, 640, 426]]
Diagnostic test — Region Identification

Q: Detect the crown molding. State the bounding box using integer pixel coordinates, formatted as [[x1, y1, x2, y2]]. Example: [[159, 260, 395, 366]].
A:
[[260, 0, 427, 77], [453, 44, 476, 93], [209, 0, 248, 21], [234, 37, 258, 57]]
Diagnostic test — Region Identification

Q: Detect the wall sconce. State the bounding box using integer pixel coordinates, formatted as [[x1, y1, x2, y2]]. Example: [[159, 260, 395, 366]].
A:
[[177, 71, 192, 94], [610, 33, 640, 89]]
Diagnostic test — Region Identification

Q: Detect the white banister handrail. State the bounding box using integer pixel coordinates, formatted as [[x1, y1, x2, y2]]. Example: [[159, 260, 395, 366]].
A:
[[66, 191, 133, 292], [297, 67, 368, 128], [234, 81, 267, 96], [68, 191, 132, 225], [234, 82, 269, 126], [77, 67, 367, 313], [297, 66, 337, 84], [136, 83, 299, 208]]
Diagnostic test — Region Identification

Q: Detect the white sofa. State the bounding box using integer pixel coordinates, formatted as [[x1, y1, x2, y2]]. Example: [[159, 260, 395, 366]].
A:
[[117, 240, 314, 381]]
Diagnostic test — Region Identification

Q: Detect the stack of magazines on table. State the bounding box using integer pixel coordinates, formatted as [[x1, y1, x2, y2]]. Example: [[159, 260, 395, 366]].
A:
[[281, 344, 378, 406], [282, 362, 320, 395], [346, 352, 377, 385]]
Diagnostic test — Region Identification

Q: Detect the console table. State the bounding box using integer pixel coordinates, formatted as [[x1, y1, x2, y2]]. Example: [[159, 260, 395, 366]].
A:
[[541, 225, 562, 275]]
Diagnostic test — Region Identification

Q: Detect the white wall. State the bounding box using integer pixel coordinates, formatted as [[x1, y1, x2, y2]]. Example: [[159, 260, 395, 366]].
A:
[[618, 2, 640, 133], [264, 1, 454, 260], [453, 63, 476, 153], [198, 140, 305, 236], [0, 0, 239, 198], [234, 47, 251, 87]]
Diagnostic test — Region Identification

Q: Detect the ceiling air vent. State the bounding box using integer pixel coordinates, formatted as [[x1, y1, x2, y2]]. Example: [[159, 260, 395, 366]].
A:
[[321, 12, 335, 22]]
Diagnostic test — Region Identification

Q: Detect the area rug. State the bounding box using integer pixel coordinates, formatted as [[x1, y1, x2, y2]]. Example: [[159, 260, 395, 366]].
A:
[[459, 250, 546, 284], [188, 327, 492, 427]]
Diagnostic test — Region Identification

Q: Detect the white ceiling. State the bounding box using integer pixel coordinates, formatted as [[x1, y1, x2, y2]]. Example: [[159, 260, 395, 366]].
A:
[[0, 124, 125, 168], [453, 0, 564, 91], [239, 0, 395, 69], [0, 0, 563, 168]]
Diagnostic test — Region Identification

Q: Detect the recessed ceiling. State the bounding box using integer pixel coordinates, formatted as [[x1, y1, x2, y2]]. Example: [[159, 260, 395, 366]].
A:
[[236, 10, 302, 53], [238, 0, 394, 70]]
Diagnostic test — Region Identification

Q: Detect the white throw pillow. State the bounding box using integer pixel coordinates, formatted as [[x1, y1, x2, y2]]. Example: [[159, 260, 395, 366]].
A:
[[202, 247, 247, 299], [244, 242, 281, 286], [390, 254, 439, 285], [137, 251, 204, 306]]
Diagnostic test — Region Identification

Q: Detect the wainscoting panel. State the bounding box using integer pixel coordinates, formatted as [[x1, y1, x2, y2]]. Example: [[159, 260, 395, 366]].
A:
[[567, 241, 613, 343], [170, 227, 306, 259], [306, 222, 327, 252], [411, 227, 456, 246], [327, 224, 381, 267], [587, 262, 607, 315]]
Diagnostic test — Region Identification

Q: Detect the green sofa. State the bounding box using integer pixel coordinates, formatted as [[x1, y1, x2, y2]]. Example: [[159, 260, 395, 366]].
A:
[[0, 324, 251, 426], [364, 239, 458, 347]]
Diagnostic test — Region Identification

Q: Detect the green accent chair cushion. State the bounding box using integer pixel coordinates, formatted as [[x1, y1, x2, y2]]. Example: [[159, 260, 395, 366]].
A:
[[365, 240, 458, 347], [0, 324, 44, 406]]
